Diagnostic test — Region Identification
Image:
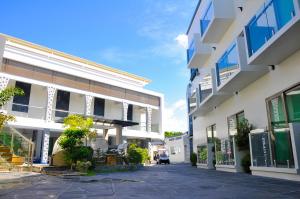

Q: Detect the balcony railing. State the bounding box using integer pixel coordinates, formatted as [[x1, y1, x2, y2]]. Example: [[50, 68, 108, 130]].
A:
[[246, 0, 296, 57], [199, 72, 213, 103], [216, 43, 239, 87], [53, 109, 85, 120], [3, 103, 46, 120], [187, 40, 195, 64], [200, 1, 213, 36]]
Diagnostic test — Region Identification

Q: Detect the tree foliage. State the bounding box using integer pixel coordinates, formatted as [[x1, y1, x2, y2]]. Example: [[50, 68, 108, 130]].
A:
[[164, 131, 183, 138], [59, 115, 95, 169], [127, 144, 149, 164], [0, 87, 24, 130]]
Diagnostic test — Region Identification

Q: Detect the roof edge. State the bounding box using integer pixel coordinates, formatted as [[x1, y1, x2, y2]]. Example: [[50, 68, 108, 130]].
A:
[[0, 33, 151, 84]]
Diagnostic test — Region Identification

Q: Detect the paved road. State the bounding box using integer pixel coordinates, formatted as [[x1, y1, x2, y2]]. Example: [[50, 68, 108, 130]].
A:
[[1, 164, 300, 199]]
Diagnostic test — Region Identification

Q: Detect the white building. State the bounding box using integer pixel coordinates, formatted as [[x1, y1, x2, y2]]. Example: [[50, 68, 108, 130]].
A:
[[0, 33, 164, 164], [187, 0, 300, 181], [165, 133, 190, 163]]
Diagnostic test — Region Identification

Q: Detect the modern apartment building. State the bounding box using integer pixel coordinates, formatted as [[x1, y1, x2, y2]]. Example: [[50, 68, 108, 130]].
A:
[[0, 34, 164, 164], [186, 0, 300, 181]]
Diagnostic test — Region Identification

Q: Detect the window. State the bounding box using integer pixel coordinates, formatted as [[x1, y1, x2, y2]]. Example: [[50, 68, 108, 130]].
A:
[[227, 111, 245, 136], [55, 90, 70, 118], [12, 81, 31, 113], [94, 98, 105, 117], [127, 104, 133, 121], [285, 86, 300, 123], [206, 124, 216, 143]]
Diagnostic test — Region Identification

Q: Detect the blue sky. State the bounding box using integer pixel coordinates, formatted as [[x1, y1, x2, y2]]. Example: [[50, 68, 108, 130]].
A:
[[1, 0, 198, 132]]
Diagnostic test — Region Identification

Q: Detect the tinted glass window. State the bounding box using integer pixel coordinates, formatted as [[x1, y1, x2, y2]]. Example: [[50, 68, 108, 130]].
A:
[[127, 104, 133, 121], [12, 81, 31, 113], [94, 98, 105, 116], [55, 90, 70, 117]]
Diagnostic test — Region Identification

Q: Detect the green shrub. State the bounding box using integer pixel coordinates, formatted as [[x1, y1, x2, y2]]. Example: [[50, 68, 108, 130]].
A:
[[190, 152, 197, 166], [76, 160, 92, 173], [127, 144, 149, 164], [242, 153, 251, 173]]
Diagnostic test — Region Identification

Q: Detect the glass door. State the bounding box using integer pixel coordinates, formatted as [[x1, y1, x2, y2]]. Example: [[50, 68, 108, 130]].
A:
[[268, 95, 294, 167]]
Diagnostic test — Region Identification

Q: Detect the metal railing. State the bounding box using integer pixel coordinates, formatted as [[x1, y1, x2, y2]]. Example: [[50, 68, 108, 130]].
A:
[[2, 103, 46, 120]]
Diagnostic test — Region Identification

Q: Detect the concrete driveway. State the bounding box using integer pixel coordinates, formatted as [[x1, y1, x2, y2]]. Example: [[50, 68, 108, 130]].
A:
[[1, 164, 300, 199]]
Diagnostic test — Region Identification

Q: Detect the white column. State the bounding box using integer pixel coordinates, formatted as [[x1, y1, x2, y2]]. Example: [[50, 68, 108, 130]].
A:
[[116, 126, 123, 145], [46, 87, 56, 122], [122, 102, 128, 121], [85, 95, 93, 116], [34, 130, 43, 161], [41, 129, 50, 164], [0, 76, 9, 91], [103, 129, 109, 141], [146, 107, 152, 132]]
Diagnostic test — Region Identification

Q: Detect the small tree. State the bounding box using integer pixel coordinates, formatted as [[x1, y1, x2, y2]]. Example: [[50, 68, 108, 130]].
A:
[[0, 87, 24, 129], [58, 115, 94, 170], [236, 118, 253, 173], [236, 118, 253, 151], [190, 152, 197, 166]]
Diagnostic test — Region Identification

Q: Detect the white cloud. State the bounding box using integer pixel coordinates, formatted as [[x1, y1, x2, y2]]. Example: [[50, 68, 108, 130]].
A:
[[164, 99, 188, 132], [175, 34, 188, 49]]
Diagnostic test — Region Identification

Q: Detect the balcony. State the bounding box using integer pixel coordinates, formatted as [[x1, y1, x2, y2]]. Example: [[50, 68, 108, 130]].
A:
[[187, 34, 212, 68], [188, 89, 198, 115], [245, 0, 300, 65], [200, 0, 235, 43], [192, 68, 229, 116], [216, 36, 269, 94]]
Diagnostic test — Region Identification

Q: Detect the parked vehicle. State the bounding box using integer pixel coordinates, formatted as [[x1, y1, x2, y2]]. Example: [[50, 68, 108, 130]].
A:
[[159, 153, 170, 164]]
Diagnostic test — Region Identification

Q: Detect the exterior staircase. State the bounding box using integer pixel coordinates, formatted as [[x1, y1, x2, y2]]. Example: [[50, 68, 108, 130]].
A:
[[0, 145, 13, 172], [0, 127, 34, 172]]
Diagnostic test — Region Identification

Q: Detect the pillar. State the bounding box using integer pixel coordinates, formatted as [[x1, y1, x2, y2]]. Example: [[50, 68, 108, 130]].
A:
[[122, 102, 128, 121], [103, 129, 109, 141], [41, 129, 50, 164], [34, 130, 43, 161], [85, 95, 93, 116], [46, 86, 56, 122], [0, 76, 9, 91], [146, 107, 152, 132], [116, 126, 123, 145]]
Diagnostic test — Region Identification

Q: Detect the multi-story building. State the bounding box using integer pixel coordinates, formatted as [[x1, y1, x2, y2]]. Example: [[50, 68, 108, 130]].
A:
[[186, 0, 300, 181], [0, 33, 164, 164]]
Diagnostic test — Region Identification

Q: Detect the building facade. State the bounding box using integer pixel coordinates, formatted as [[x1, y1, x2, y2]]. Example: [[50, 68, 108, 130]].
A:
[[186, 0, 300, 181], [165, 133, 190, 163], [0, 34, 164, 164]]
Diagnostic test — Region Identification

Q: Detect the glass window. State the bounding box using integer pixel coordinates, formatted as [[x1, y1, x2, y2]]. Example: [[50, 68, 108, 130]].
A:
[[12, 81, 31, 113], [55, 90, 70, 118], [246, 0, 295, 56], [127, 104, 133, 121], [200, 1, 213, 35], [206, 124, 216, 143], [268, 95, 294, 167], [285, 87, 300, 123], [94, 98, 105, 117]]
